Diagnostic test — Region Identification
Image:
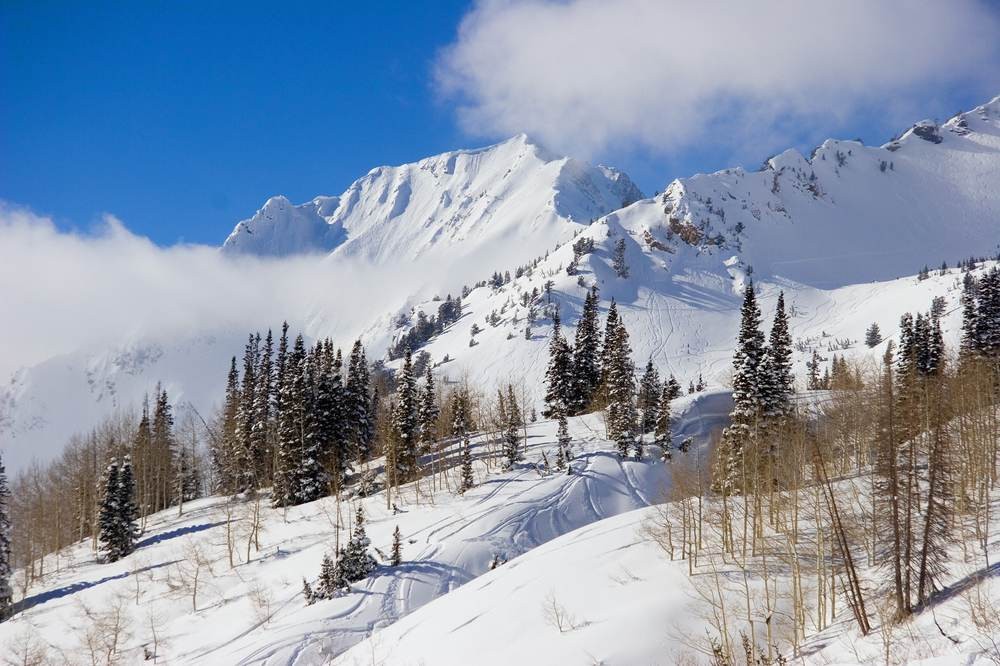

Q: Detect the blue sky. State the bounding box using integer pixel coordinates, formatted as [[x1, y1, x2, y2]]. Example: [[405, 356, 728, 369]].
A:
[[3, 1, 998, 246]]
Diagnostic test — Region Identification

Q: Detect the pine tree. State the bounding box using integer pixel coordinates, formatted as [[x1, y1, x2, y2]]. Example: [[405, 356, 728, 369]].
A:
[[236, 333, 259, 491], [604, 316, 636, 458], [116, 455, 139, 557], [393, 348, 420, 480], [654, 383, 673, 455], [251, 329, 274, 486], [571, 286, 602, 412], [503, 385, 522, 469], [151, 387, 176, 511], [556, 412, 572, 465], [345, 340, 374, 461], [975, 267, 1000, 357], [806, 349, 821, 390], [459, 436, 475, 493], [340, 505, 377, 584], [98, 459, 121, 561], [762, 291, 794, 418], [612, 237, 629, 278], [960, 272, 979, 356], [714, 281, 767, 494], [598, 299, 621, 397], [665, 374, 682, 402], [0, 451, 11, 621], [316, 551, 341, 599], [418, 365, 439, 454], [865, 322, 883, 348], [302, 578, 316, 605], [298, 344, 326, 504], [273, 326, 299, 507], [312, 341, 343, 491], [543, 309, 574, 418], [637, 358, 661, 434], [390, 525, 403, 566], [451, 389, 470, 438]]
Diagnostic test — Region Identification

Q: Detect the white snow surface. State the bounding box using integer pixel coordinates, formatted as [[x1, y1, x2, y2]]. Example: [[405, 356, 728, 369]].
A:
[[0, 397, 727, 664]]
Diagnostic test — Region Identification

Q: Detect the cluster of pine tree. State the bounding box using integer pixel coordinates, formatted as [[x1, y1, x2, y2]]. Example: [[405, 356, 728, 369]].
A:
[[388, 294, 463, 360], [543, 288, 683, 460], [213, 325, 377, 508], [714, 286, 794, 494], [304, 505, 378, 603], [960, 266, 1000, 358], [97, 456, 139, 563]]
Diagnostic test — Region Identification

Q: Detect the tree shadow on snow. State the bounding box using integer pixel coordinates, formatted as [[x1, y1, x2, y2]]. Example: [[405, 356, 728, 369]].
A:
[[14, 559, 179, 614], [136, 520, 226, 549]]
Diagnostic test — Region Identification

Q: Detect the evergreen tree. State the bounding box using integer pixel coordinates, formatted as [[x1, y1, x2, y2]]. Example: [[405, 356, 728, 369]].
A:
[[152, 388, 176, 511], [390, 525, 402, 566], [637, 358, 661, 434], [960, 273, 979, 356], [612, 237, 629, 278], [459, 436, 475, 493], [654, 384, 673, 454], [556, 412, 572, 465], [250, 330, 273, 487], [598, 299, 621, 396], [806, 349, 821, 390], [392, 348, 420, 480], [571, 286, 602, 412], [665, 374, 682, 402], [298, 344, 326, 503], [236, 333, 259, 491], [312, 342, 343, 490], [604, 316, 636, 458], [975, 267, 1000, 357], [762, 291, 794, 418], [316, 551, 341, 599], [116, 455, 139, 557], [451, 389, 470, 438], [273, 326, 299, 507], [418, 364, 439, 453], [503, 385, 522, 468], [215, 357, 240, 493], [542, 309, 574, 418], [0, 452, 11, 621], [865, 322, 883, 348], [98, 459, 121, 561], [302, 578, 316, 605], [345, 340, 374, 461], [339, 505, 377, 584], [714, 281, 767, 494]]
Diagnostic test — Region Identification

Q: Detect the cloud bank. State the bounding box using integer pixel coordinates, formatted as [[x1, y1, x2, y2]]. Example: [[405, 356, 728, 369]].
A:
[[437, 0, 1000, 157], [0, 205, 438, 379]]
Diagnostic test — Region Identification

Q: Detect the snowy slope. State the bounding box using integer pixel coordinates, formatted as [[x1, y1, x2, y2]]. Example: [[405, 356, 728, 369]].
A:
[[222, 134, 643, 270], [0, 398, 726, 665], [337, 479, 1000, 666]]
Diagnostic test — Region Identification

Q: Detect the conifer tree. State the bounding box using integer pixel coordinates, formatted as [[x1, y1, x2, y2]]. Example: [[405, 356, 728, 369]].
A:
[[302, 578, 316, 605], [117, 455, 139, 556], [665, 374, 682, 402], [272, 327, 298, 507], [339, 505, 377, 584], [571, 286, 602, 412], [459, 436, 475, 493], [0, 452, 11, 621], [556, 412, 572, 464], [418, 364, 439, 453], [604, 316, 636, 458], [150, 389, 175, 512], [960, 272, 979, 356], [298, 344, 326, 503], [503, 386, 522, 469], [236, 334, 259, 491], [316, 551, 341, 599], [865, 322, 883, 348], [762, 291, 794, 418], [451, 389, 470, 438], [98, 459, 121, 561], [654, 383, 673, 454], [975, 267, 1000, 357], [612, 237, 629, 278], [543, 310, 574, 418], [390, 525, 402, 566], [392, 348, 420, 480], [714, 281, 767, 494], [215, 357, 240, 493], [638, 358, 661, 434], [251, 329, 274, 485], [598, 299, 621, 396], [345, 340, 374, 461]]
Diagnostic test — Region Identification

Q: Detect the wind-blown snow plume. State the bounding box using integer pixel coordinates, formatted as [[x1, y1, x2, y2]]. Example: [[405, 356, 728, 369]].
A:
[[437, 0, 1000, 156]]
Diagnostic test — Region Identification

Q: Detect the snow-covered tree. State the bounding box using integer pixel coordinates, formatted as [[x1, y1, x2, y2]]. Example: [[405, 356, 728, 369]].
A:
[[571, 286, 602, 412], [603, 314, 636, 458], [865, 322, 883, 348], [714, 281, 767, 494], [345, 339, 374, 461], [762, 291, 794, 418], [98, 456, 138, 562], [556, 412, 572, 467], [459, 436, 474, 493], [637, 358, 661, 434], [339, 505, 377, 584], [418, 364, 439, 453], [612, 237, 629, 278], [390, 525, 402, 566], [0, 452, 11, 621], [543, 309, 574, 418], [503, 385, 522, 468], [392, 348, 420, 480], [654, 384, 673, 455]]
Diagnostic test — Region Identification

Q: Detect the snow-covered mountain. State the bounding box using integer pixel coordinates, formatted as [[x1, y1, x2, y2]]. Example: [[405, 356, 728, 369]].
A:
[[221, 133, 643, 271], [4, 96, 1000, 475]]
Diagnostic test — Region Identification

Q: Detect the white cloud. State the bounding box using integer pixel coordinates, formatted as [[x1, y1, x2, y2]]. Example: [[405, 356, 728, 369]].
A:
[[437, 0, 1000, 157], [0, 204, 436, 379]]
